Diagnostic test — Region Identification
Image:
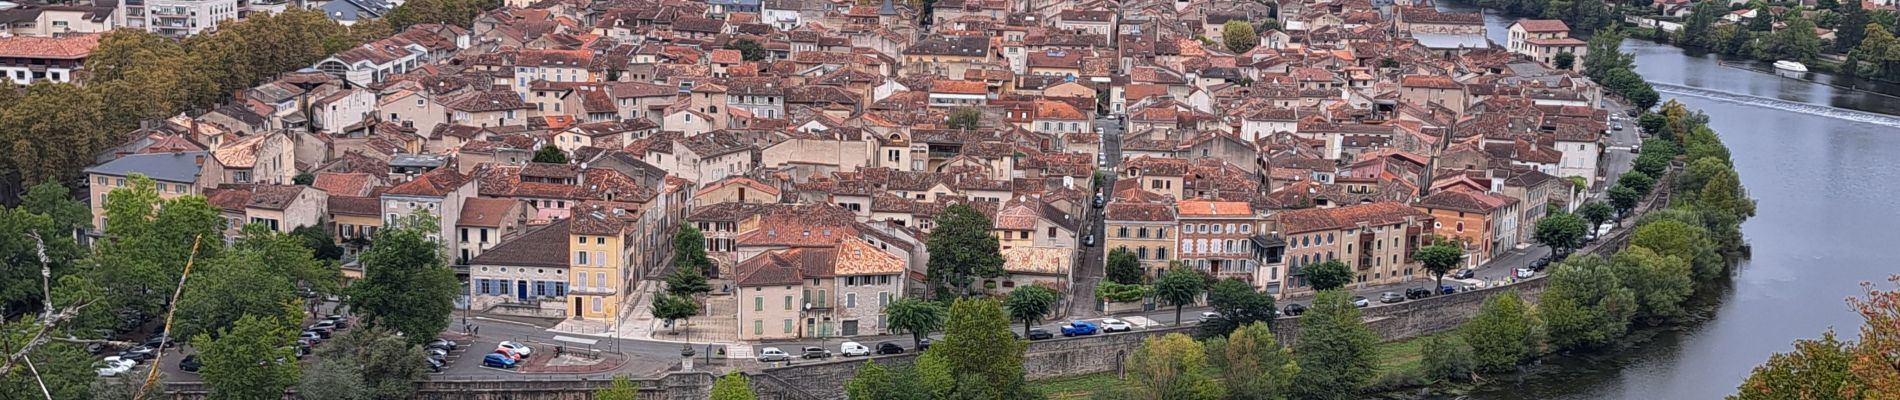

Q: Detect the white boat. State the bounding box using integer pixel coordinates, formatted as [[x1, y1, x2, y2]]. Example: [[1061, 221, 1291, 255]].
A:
[[1774, 60, 1809, 73]]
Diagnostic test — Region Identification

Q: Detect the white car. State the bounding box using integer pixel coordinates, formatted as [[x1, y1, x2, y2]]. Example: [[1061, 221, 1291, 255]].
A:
[[1198, 312, 1222, 323], [1594, 222, 1615, 238], [1515, 268, 1536, 279], [840, 342, 871, 357], [97, 356, 136, 377], [497, 341, 533, 358], [757, 347, 792, 362], [1100, 318, 1132, 332]]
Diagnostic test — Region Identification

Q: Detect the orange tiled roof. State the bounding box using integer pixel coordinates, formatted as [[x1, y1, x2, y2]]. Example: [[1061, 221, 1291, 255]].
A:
[[0, 33, 100, 59]]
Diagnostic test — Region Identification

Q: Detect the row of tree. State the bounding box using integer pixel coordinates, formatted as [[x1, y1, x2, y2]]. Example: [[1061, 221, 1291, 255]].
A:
[[1584, 27, 1663, 111], [1675, 0, 1825, 64], [1479, 0, 1615, 35]]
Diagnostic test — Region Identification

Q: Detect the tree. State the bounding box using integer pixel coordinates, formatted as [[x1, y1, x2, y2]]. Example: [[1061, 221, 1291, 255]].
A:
[[1460, 292, 1543, 374], [173, 241, 305, 341], [1153, 267, 1206, 326], [533, 145, 568, 164], [384, 0, 501, 29], [1106, 248, 1144, 285], [1635, 151, 1672, 178], [885, 297, 945, 350], [1619, 171, 1656, 196], [1129, 333, 1223, 400], [1844, 277, 1900, 396], [1289, 290, 1379, 400], [0, 339, 93, 400], [596, 375, 642, 400], [669, 223, 714, 296], [1554, 52, 1575, 70], [1680, 0, 1723, 48], [1697, 165, 1756, 221], [290, 224, 346, 261], [1630, 219, 1723, 281], [71, 174, 224, 333], [925, 205, 1003, 297], [1533, 212, 1590, 255], [1302, 259, 1353, 291], [1003, 285, 1059, 336], [196, 315, 300, 400], [347, 213, 459, 344], [932, 298, 1028, 399], [1420, 334, 1476, 382], [1730, 330, 1861, 400], [1579, 202, 1616, 236], [947, 107, 982, 130], [1567, 175, 1589, 195], [725, 39, 767, 61], [1839, 0, 1871, 52], [1222, 21, 1259, 53], [1413, 244, 1464, 291], [0, 182, 87, 315], [1638, 112, 1669, 134], [1204, 322, 1296, 400], [651, 294, 699, 333], [1539, 256, 1636, 351], [711, 371, 758, 400], [1609, 184, 1642, 214], [1769, 12, 1824, 62], [1612, 246, 1695, 322], [847, 361, 899, 400], [1202, 278, 1276, 337], [302, 327, 429, 399]]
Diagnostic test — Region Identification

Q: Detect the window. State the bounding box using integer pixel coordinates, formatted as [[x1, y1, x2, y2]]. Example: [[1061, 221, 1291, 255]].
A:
[[754, 320, 764, 335], [817, 290, 828, 307], [783, 319, 794, 333], [1212, 224, 1223, 234], [576, 251, 589, 265], [596, 272, 606, 288], [1117, 227, 1129, 238], [754, 297, 763, 311], [1048, 226, 1057, 238], [1157, 247, 1169, 259], [595, 251, 606, 266], [578, 273, 588, 288], [784, 295, 793, 310], [1137, 247, 1149, 259], [1137, 228, 1149, 238], [846, 293, 857, 308], [597, 237, 606, 245], [592, 297, 602, 312], [577, 236, 587, 244], [1158, 228, 1168, 239], [880, 292, 891, 307]]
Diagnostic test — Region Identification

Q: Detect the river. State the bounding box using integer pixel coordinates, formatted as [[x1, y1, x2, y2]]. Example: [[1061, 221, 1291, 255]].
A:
[[1419, 2, 1900, 399]]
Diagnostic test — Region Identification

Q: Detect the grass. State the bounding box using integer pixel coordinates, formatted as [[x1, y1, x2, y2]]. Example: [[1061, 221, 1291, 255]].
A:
[[1031, 372, 1124, 399], [1374, 337, 1427, 377], [1029, 337, 1433, 399]]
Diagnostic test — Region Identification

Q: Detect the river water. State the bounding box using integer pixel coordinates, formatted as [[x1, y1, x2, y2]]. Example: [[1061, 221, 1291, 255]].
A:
[[1421, 2, 1900, 399]]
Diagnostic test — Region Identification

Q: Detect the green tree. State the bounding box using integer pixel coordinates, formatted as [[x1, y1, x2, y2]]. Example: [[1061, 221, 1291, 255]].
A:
[[947, 107, 983, 130], [1839, 0, 1871, 52], [1567, 175, 1589, 195], [1612, 246, 1696, 322], [1619, 171, 1657, 196], [1554, 52, 1576, 69], [174, 238, 306, 341], [0, 339, 93, 400], [383, 0, 500, 29], [1638, 112, 1669, 134], [1630, 219, 1723, 281], [885, 297, 945, 349], [1729, 331, 1861, 400], [1302, 259, 1353, 291], [1609, 184, 1642, 214], [1095, 281, 1150, 303], [1539, 256, 1637, 350], [1202, 278, 1276, 337], [932, 298, 1029, 399], [1204, 322, 1296, 400], [1679, 0, 1723, 48], [669, 223, 713, 296], [847, 361, 897, 400], [533, 145, 568, 164], [297, 358, 369, 400], [651, 294, 699, 333], [0, 183, 87, 315], [1413, 244, 1464, 291], [1420, 334, 1476, 382], [1579, 202, 1616, 236], [290, 224, 346, 261], [1697, 165, 1756, 222], [235, 224, 343, 297], [596, 375, 642, 400], [925, 205, 1003, 297], [1106, 248, 1144, 284], [71, 174, 224, 334], [725, 38, 768, 61], [1460, 292, 1543, 374], [347, 213, 459, 343], [1129, 333, 1223, 400], [294, 172, 316, 185], [1635, 151, 1672, 178], [1289, 290, 1379, 400], [196, 315, 300, 400], [710, 371, 757, 400], [1222, 20, 1259, 53], [301, 326, 429, 399], [1154, 267, 1207, 326], [1533, 212, 1590, 255], [1003, 285, 1059, 336]]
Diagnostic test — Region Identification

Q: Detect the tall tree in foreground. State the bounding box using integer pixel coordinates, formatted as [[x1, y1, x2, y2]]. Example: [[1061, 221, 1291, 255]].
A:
[[1302, 259, 1353, 291], [1539, 256, 1636, 351], [306, 326, 430, 399], [1612, 247, 1695, 323], [932, 298, 1028, 399], [196, 315, 301, 400], [884, 297, 945, 350], [672, 222, 715, 285], [1461, 292, 1544, 374], [1129, 333, 1223, 400], [1202, 278, 1275, 337], [1729, 330, 1861, 400], [710, 371, 757, 400], [1153, 267, 1206, 326], [1579, 202, 1615, 236], [1106, 248, 1144, 285], [1534, 212, 1589, 255], [1204, 322, 1296, 400], [348, 213, 459, 344], [925, 205, 1003, 297], [1413, 244, 1464, 291], [1003, 285, 1058, 337], [1289, 290, 1379, 400]]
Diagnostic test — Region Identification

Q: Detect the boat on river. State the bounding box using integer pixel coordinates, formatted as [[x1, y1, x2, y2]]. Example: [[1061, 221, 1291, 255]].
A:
[[1774, 60, 1809, 73]]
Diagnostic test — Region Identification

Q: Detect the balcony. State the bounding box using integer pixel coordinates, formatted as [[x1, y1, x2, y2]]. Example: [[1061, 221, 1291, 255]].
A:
[[569, 286, 617, 295]]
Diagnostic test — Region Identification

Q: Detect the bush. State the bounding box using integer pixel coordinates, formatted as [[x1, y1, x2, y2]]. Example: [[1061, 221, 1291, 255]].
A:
[[1095, 281, 1149, 303], [1420, 335, 1476, 382]]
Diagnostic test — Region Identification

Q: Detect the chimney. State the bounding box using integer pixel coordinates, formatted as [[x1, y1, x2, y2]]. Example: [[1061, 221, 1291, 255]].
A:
[[194, 154, 206, 166]]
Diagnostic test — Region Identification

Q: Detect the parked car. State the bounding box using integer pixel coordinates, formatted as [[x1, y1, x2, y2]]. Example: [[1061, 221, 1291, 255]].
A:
[[481, 353, 516, 369], [1093, 194, 1106, 207], [1529, 257, 1551, 271], [1100, 318, 1132, 332], [178, 354, 201, 372], [840, 342, 871, 357], [1060, 321, 1099, 337], [757, 347, 792, 362], [1025, 328, 1054, 340], [1451, 268, 1476, 279], [298, 331, 324, 343], [1281, 303, 1307, 316], [142, 334, 175, 349], [800, 346, 833, 359], [1405, 287, 1434, 300], [1515, 268, 1536, 279], [97, 356, 137, 377], [426, 347, 449, 358], [302, 328, 332, 339], [117, 346, 157, 362], [1379, 292, 1405, 304], [917, 338, 934, 351], [1083, 234, 1095, 247], [426, 356, 445, 373], [492, 347, 522, 361], [1351, 296, 1371, 308], [1630, 145, 1641, 153], [875, 342, 905, 355], [1198, 312, 1222, 323], [1440, 285, 1459, 295], [498, 341, 533, 358], [427, 338, 457, 351]]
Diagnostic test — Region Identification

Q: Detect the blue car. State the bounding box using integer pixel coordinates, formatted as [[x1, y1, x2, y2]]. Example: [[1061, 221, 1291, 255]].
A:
[[482, 353, 517, 369], [1060, 321, 1098, 337]]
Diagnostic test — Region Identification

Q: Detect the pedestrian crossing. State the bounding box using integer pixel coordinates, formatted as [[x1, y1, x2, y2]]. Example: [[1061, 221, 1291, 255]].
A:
[[726, 344, 753, 359]]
